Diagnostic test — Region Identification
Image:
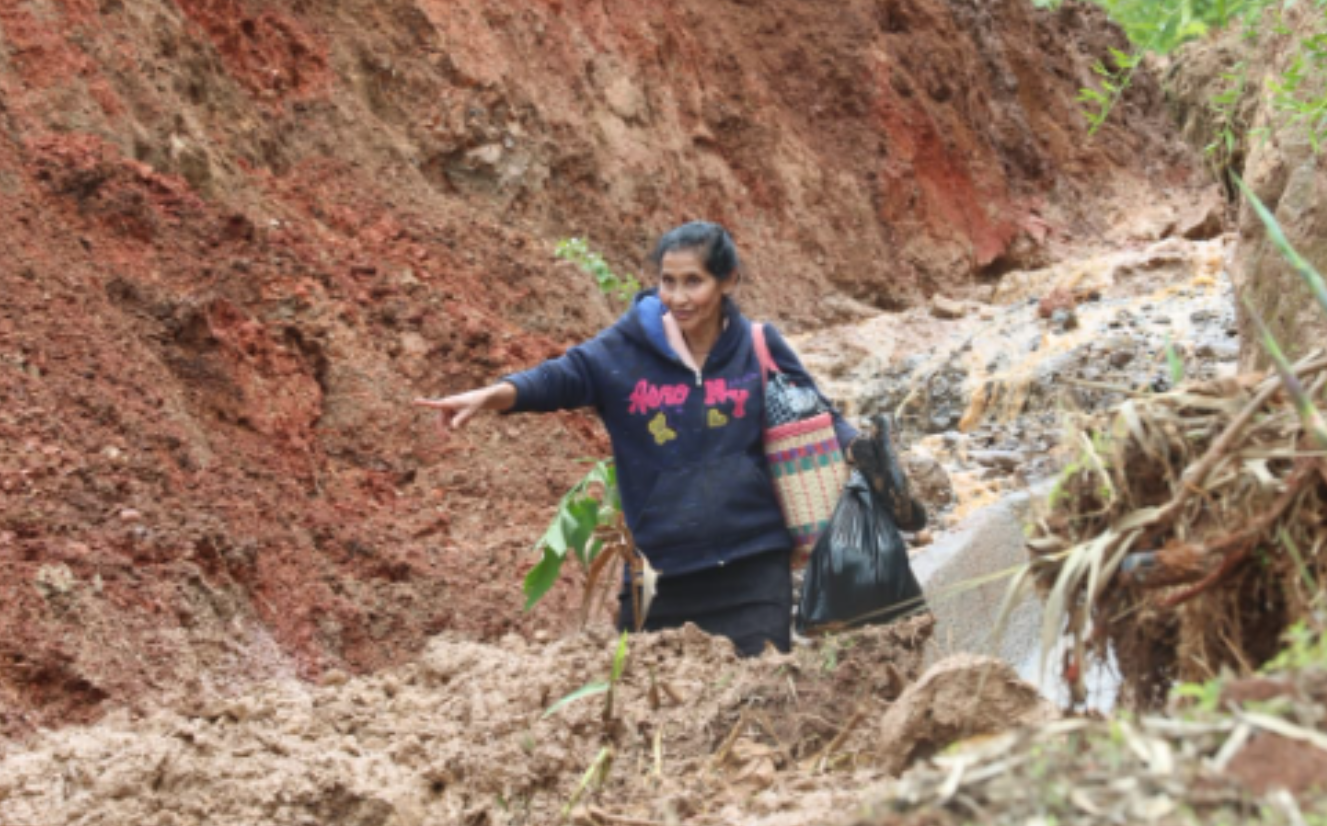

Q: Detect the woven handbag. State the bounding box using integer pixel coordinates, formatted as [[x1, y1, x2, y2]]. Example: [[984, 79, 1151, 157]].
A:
[[752, 324, 850, 568]]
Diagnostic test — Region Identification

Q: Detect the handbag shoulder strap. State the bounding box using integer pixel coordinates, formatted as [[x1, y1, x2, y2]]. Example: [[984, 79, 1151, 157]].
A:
[[751, 322, 780, 384]]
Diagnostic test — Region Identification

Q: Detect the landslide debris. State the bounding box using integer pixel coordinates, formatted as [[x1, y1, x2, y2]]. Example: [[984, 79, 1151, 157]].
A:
[[856, 632, 1327, 825], [0, 0, 1213, 738], [1027, 349, 1327, 708], [0, 616, 1062, 826]]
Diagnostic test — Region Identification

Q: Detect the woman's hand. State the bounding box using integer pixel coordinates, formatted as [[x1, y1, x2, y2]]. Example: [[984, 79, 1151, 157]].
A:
[[413, 383, 517, 435]]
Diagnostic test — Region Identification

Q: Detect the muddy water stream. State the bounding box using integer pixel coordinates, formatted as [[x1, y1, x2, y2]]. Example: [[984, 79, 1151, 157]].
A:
[[796, 235, 1237, 707]]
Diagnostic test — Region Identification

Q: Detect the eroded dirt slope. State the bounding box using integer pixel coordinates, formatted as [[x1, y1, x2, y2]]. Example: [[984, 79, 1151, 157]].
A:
[[1, 0, 1211, 736]]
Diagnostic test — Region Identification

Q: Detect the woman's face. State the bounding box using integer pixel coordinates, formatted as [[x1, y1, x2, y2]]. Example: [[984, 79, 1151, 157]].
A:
[[658, 249, 733, 338]]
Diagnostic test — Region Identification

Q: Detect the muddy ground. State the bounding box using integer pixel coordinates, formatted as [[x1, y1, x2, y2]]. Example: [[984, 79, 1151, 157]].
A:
[[0, 0, 1216, 740], [0, 616, 1068, 826], [1, 230, 1294, 826], [7, 0, 1321, 823]]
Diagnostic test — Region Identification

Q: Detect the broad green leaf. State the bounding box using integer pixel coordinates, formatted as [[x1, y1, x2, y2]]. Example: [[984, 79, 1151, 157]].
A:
[[1180, 19, 1209, 38], [1109, 47, 1137, 68], [528, 457, 626, 611], [559, 496, 597, 562], [535, 518, 568, 556], [523, 548, 566, 611]]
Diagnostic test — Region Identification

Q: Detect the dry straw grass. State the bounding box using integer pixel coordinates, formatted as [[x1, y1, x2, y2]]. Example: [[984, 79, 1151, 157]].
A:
[[1025, 349, 1327, 705]]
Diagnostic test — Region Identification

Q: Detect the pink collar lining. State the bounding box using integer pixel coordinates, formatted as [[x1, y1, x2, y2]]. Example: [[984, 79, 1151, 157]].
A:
[[661, 311, 726, 371]]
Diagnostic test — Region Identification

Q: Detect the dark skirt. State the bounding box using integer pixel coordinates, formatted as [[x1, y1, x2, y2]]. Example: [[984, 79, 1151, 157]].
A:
[[617, 549, 793, 657]]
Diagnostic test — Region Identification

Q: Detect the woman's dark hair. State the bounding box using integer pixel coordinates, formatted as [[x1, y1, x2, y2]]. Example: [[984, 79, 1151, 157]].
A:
[[648, 221, 741, 281]]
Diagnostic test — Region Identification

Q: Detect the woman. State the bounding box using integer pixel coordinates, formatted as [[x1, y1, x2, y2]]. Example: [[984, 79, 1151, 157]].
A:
[[414, 222, 857, 656]]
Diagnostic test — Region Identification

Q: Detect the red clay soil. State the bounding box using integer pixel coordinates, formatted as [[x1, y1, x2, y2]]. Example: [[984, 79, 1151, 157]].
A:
[[0, 0, 1208, 737]]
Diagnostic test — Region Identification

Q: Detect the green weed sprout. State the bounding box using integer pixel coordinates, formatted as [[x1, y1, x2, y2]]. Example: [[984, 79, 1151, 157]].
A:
[[1163, 333, 1186, 387], [542, 630, 630, 721], [555, 237, 641, 305]]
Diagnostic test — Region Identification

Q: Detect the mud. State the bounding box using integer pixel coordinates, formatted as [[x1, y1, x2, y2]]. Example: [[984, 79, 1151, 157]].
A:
[[0, 0, 1217, 740], [799, 236, 1238, 536], [0, 0, 1290, 822], [0, 616, 1062, 826], [0, 224, 1259, 826]]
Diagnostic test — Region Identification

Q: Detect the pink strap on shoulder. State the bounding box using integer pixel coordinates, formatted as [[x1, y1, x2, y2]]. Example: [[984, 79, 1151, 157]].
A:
[[751, 322, 780, 385]]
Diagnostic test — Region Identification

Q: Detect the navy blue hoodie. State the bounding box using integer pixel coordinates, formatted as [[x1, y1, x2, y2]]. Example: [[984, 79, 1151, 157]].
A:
[[504, 290, 856, 578]]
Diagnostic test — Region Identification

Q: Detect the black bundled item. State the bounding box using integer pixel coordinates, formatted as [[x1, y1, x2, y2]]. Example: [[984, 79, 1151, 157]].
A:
[[849, 414, 926, 532], [797, 416, 927, 634]]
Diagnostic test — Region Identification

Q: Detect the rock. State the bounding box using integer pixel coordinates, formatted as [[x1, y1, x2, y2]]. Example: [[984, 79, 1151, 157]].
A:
[[1050, 307, 1078, 332], [931, 294, 967, 319], [1195, 340, 1239, 360], [874, 655, 1058, 776], [463, 143, 504, 170], [320, 669, 350, 687], [604, 74, 645, 122], [969, 450, 1025, 471], [902, 449, 954, 507], [1225, 732, 1327, 797], [1037, 288, 1075, 319], [1109, 349, 1135, 368], [35, 564, 76, 598], [1171, 188, 1227, 240], [910, 364, 969, 434]]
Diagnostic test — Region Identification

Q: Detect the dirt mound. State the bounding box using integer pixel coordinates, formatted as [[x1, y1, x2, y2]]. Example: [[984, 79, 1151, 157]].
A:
[[0, 616, 1061, 826]]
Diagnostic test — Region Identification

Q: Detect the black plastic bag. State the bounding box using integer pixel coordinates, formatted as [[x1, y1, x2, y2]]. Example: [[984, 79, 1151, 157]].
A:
[[796, 472, 925, 633], [796, 415, 927, 633]]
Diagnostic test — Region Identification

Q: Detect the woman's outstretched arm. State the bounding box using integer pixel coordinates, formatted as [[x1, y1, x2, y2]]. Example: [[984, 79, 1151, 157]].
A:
[[413, 382, 517, 433]]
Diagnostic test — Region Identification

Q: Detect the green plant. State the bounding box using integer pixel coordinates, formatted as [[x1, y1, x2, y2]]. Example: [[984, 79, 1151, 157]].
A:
[[1037, 0, 1257, 52], [1234, 173, 1327, 450], [1268, 28, 1327, 150], [543, 633, 630, 818], [1079, 46, 1147, 135], [1170, 676, 1224, 712], [1204, 61, 1253, 178], [1037, 0, 1327, 149], [523, 459, 619, 610], [543, 630, 631, 721], [528, 240, 647, 617], [555, 237, 641, 305], [1163, 333, 1186, 387], [818, 634, 857, 672], [524, 456, 655, 621], [1261, 620, 1327, 672], [562, 746, 613, 819]]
